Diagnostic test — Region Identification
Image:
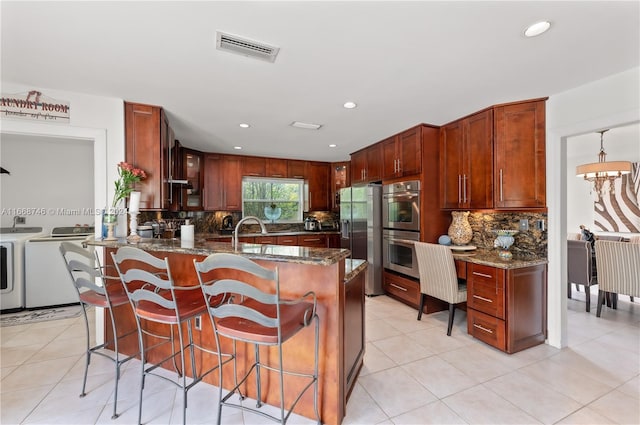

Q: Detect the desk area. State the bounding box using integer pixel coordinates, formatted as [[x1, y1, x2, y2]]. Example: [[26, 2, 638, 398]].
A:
[[453, 248, 548, 354]]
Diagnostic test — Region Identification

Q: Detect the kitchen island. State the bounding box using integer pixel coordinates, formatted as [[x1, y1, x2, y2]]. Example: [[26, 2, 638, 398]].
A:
[[89, 237, 365, 425]]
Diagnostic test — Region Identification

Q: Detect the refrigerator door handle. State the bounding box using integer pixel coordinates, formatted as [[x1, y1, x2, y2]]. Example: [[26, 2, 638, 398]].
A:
[[340, 220, 350, 239]]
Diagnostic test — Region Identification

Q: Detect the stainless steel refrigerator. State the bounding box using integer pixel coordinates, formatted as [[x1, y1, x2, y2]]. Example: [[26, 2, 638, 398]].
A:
[[340, 184, 383, 295]]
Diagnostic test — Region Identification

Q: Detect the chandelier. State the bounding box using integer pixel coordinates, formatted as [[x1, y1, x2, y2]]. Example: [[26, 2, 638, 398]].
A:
[[575, 129, 632, 200]]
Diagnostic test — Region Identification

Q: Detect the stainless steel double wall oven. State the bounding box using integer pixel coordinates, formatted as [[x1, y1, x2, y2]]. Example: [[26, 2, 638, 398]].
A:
[[382, 180, 421, 279]]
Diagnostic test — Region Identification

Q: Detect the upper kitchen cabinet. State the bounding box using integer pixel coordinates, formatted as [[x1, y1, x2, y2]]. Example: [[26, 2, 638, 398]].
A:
[[266, 158, 288, 178], [493, 99, 546, 209], [440, 110, 493, 209], [351, 143, 382, 184], [307, 161, 330, 211], [381, 125, 423, 180], [242, 156, 291, 178], [203, 154, 242, 211], [180, 148, 204, 211], [287, 160, 307, 179], [331, 162, 349, 212], [125, 101, 174, 210]]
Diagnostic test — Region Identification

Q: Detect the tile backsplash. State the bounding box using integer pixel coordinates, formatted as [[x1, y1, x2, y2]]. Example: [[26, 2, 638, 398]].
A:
[[463, 211, 547, 259]]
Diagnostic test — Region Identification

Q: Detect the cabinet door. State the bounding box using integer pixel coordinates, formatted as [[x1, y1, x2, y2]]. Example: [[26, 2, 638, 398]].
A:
[[465, 110, 494, 209], [366, 143, 383, 182], [276, 235, 298, 246], [350, 150, 367, 184], [494, 100, 546, 208], [439, 120, 464, 209], [287, 160, 307, 179], [331, 162, 349, 212], [125, 102, 163, 210], [381, 137, 399, 179], [182, 148, 203, 210], [242, 156, 265, 177], [203, 154, 242, 211], [298, 234, 327, 247], [398, 126, 422, 177], [307, 162, 329, 211], [266, 158, 287, 178]]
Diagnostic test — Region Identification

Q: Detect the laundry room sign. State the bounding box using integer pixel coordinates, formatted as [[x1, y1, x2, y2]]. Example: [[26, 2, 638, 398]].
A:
[[0, 90, 70, 123]]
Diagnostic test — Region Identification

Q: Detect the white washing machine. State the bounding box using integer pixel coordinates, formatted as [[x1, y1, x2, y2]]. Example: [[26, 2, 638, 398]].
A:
[[25, 226, 95, 309], [0, 227, 47, 312]]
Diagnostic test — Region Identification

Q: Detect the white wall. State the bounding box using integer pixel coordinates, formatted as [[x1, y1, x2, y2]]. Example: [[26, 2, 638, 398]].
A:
[[1, 134, 94, 232], [566, 124, 640, 234], [547, 67, 640, 348], [0, 82, 126, 236]]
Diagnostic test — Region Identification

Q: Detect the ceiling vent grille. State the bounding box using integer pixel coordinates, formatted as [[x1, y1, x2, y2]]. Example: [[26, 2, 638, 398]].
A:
[[216, 31, 280, 63]]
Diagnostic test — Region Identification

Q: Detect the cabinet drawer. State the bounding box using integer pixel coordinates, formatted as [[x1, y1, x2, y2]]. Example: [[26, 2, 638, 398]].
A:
[[298, 235, 327, 248], [467, 308, 506, 351], [468, 264, 505, 319], [276, 236, 298, 246], [383, 272, 420, 307]]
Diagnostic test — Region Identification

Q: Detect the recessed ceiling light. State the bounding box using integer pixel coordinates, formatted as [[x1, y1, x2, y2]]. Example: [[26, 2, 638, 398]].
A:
[[233, 146, 242, 150], [290, 121, 322, 130], [343, 101, 357, 109], [329, 144, 337, 148], [239, 123, 250, 128], [524, 21, 551, 37]]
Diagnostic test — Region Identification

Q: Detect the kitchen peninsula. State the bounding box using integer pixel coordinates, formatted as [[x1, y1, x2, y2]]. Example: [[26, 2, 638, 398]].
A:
[[89, 237, 366, 425]]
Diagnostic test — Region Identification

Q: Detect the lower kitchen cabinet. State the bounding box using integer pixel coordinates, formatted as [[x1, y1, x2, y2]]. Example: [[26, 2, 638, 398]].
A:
[[344, 263, 365, 398], [383, 270, 447, 314], [466, 263, 547, 353], [297, 234, 327, 248]]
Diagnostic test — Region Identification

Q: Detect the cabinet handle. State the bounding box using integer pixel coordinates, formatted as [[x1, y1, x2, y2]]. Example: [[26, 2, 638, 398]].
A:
[[302, 238, 321, 242], [247, 173, 261, 176], [458, 175, 462, 204], [499, 169, 503, 202], [462, 174, 468, 204], [397, 158, 401, 174], [389, 283, 407, 292], [473, 323, 494, 334], [270, 174, 284, 177], [473, 295, 493, 303], [472, 271, 493, 278], [292, 175, 304, 179]]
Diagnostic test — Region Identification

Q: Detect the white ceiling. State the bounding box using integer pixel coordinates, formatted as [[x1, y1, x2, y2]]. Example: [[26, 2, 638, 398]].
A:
[[2, 1, 638, 162]]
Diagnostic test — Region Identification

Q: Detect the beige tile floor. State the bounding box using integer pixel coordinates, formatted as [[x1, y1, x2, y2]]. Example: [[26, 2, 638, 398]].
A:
[[1, 289, 638, 425]]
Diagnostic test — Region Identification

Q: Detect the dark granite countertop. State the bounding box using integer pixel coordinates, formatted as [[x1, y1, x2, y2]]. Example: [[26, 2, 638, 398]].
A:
[[87, 236, 349, 266], [345, 259, 367, 282], [204, 230, 340, 239], [452, 248, 547, 269]]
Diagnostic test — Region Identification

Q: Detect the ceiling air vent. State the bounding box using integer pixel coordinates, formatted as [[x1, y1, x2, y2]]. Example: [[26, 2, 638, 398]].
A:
[[216, 31, 280, 63]]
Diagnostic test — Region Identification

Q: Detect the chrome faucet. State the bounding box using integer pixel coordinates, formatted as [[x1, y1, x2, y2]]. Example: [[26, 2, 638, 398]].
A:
[[233, 216, 268, 249]]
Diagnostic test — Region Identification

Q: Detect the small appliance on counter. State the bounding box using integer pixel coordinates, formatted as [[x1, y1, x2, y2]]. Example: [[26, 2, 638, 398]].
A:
[[221, 215, 234, 234], [304, 216, 320, 231]]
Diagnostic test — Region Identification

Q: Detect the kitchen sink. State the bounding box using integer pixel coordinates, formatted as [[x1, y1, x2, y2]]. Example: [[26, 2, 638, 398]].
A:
[[0, 227, 43, 234]]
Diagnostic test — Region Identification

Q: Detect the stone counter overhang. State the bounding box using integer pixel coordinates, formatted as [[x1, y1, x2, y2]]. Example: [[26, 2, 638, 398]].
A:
[[88, 236, 350, 267], [452, 248, 547, 269], [204, 230, 340, 239]]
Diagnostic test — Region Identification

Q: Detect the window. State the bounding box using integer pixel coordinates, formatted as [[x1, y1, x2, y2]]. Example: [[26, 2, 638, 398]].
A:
[[242, 177, 304, 222]]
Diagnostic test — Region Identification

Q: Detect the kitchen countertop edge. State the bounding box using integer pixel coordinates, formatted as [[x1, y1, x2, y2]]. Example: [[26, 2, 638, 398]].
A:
[[452, 248, 547, 269]]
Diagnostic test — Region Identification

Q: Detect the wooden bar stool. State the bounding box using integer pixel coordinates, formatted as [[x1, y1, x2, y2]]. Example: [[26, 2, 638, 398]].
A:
[[111, 246, 221, 425], [59, 242, 137, 419], [194, 252, 320, 425]]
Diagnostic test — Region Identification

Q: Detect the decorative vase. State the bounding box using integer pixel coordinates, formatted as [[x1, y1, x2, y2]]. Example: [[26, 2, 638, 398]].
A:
[[448, 211, 472, 245], [102, 208, 118, 241], [493, 230, 518, 259]]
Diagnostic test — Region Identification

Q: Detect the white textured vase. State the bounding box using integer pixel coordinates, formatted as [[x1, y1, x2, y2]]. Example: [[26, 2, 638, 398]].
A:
[[448, 211, 473, 245]]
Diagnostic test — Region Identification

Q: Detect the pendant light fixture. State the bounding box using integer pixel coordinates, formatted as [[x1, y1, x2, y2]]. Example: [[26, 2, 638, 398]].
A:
[[575, 129, 632, 200]]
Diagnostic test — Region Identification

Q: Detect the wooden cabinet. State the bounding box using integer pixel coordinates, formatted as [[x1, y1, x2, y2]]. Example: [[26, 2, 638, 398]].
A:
[[440, 98, 546, 210], [307, 162, 329, 211], [203, 154, 242, 211], [383, 270, 448, 314], [125, 102, 171, 210], [242, 156, 265, 177], [351, 143, 382, 184], [180, 148, 204, 211], [276, 235, 298, 246], [466, 263, 547, 354], [344, 265, 365, 398], [382, 126, 423, 180], [287, 160, 307, 179], [298, 234, 327, 248], [331, 162, 349, 212], [266, 158, 287, 178], [440, 110, 493, 209], [494, 100, 546, 209], [327, 233, 340, 248]]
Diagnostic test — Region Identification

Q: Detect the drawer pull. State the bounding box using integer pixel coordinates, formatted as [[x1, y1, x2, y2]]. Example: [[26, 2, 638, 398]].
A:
[[472, 272, 493, 278], [389, 283, 408, 292], [473, 295, 493, 303], [302, 238, 321, 242], [473, 323, 494, 334]]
